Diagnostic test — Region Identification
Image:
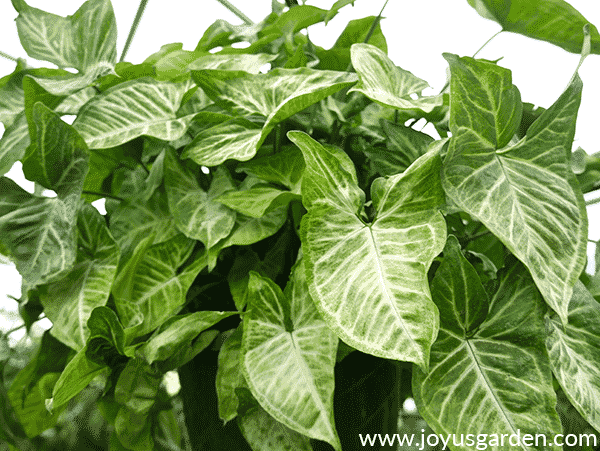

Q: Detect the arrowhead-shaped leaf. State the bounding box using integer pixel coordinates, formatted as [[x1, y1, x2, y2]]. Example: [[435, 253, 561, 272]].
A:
[[73, 78, 195, 149], [413, 258, 563, 450], [12, 0, 117, 71], [39, 204, 119, 351], [289, 131, 446, 370], [441, 54, 587, 324], [0, 112, 29, 177], [216, 184, 301, 218], [164, 149, 237, 248], [0, 177, 78, 287], [237, 146, 305, 193], [22, 103, 89, 199], [349, 43, 443, 112], [546, 281, 600, 432], [242, 265, 340, 450], [466, 0, 600, 54]]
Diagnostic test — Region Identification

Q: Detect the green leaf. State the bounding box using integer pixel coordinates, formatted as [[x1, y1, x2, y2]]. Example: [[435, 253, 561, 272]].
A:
[[546, 281, 600, 432], [184, 68, 357, 165], [441, 54, 587, 324], [86, 306, 126, 365], [114, 359, 161, 451], [109, 189, 180, 261], [164, 149, 237, 247], [289, 131, 446, 370], [139, 310, 237, 365], [413, 261, 562, 450], [349, 43, 442, 112], [216, 184, 301, 218], [217, 326, 244, 423], [262, 5, 329, 41], [73, 78, 195, 149], [48, 346, 106, 411], [237, 146, 305, 193], [22, 103, 89, 199], [39, 204, 119, 351], [466, 0, 600, 54], [325, 0, 357, 24], [242, 265, 340, 450], [0, 177, 78, 287], [12, 0, 117, 71], [365, 121, 435, 176], [317, 16, 387, 71], [112, 234, 206, 341]]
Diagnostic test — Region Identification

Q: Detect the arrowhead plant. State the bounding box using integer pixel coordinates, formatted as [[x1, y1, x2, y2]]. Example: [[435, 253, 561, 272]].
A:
[[1, 1, 599, 450]]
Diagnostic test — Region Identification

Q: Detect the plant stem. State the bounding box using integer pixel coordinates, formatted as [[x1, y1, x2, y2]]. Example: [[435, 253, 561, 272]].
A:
[[586, 195, 600, 206], [214, 0, 253, 25], [4, 323, 25, 336], [120, 0, 149, 62], [82, 190, 125, 202], [472, 30, 503, 58], [0, 50, 18, 63]]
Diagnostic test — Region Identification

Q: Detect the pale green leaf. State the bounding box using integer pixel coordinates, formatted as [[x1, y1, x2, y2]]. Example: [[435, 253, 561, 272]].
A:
[[289, 131, 446, 370], [164, 149, 237, 247], [73, 78, 195, 149], [467, 0, 600, 54], [0, 112, 29, 177], [22, 103, 89, 199], [216, 184, 301, 218], [349, 43, 442, 112], [140, 310, 237, 365], [0, 177, 78, 287], [546, 281, 600, 432], [12, 0, 117, 71], [40, 204, 119, 351], [441, 54, 587, 324], [413, 262, 562, 451], [243, 265, 340, 450]]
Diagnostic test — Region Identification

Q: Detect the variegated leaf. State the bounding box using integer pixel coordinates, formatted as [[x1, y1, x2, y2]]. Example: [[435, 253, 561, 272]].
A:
[[289, 131, 446, 371], [0, 177, 78, 287], [546, 281, 600, 432], [243, 264, 340, 450], [0, 112, 29, 177], [216, 184, 301, 218], [73, 78, 195, 149], [39, 204, 120, 351], [164, 148, 237, 248], [441, 53, 587, 324], [12, 0, 117, 71], [413, 259, 563, 451], [349, 43, 443, 112]]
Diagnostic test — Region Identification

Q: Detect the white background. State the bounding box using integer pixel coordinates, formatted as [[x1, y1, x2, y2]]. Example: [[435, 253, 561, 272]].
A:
[[0, 0, 599, 339]]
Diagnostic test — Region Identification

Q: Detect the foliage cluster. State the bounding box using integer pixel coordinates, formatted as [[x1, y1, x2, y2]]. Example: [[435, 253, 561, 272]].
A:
[[1, 0, 600, 450]]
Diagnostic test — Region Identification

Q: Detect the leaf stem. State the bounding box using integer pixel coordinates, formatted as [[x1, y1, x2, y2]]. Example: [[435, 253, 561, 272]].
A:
[[4, 323, 25, 336], [214, 0, 254, 25], [120, 0, 150, 62], [586, 195, 600, 206], [0, 50, 18, 63], [472, 30, 503, 58], [82, 190, 125, 202]]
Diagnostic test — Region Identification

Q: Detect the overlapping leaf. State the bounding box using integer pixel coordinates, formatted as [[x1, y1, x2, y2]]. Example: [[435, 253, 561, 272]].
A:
[[441, 53, 587, 324], [0, 177, 78, 287], [217, 327, 244, 423], [39, 204, 119, 351], [216, 184, 301, 218], [0, 112, 29, 177], [546, 281, 600, 432], [413, 256, 562, 450], [184, 68, 357, 166], [164, 148, 237, 248], [242, 264, 340, 450], [237, 146, 305, 193], [12, 0, 116, 71], [349, 43, 443, 112], [289, 131, 446, 370], [111, 234, 206, 341], [73, 78, 196, 149], [466, 0, 600, 54]]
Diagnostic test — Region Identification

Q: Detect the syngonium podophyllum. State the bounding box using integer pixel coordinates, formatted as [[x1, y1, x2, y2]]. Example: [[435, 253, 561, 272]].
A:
[[1, 1, 600, 450]]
